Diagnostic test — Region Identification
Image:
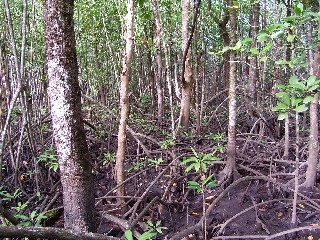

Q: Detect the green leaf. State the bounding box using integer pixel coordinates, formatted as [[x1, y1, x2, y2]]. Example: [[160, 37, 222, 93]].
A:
[[294, 3, 304, 15], [295, 104, 308, 112], [271, 31, 284, 39], [272, 103, 289, 111], [303, 95, 314, 104], [15, 214, 29, 220], [206, 181, 219, 188], [191, 147, 198, 158], [276, 92, 290, 105], [257, 33, 269, 42], [290, 82, 305, 90], [185, 163, 196, 173], [202, 174, 214, 185], [286, 16, 297, 23], [307, 75, 317, 86], [241, 38, 253, 45], [276, 84, 287, 89], [260, 56, 267, 62], [275, 59, 289, 65], [249, 48, 259, 55], [278, 112, 288, 120], [125, 230, 134, 240], [194, 162, 201, 172], [291, 97, 303, 106], [287, 34, 295, 43], [262, 42, 273, 52], [180, 157, 197, 165], [139, 231, 157, 240], [289, 75, 299, 84]]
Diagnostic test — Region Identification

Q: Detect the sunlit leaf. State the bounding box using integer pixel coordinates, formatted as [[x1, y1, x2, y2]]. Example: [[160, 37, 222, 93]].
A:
[[295, 104, 308, 112], [277, 112, 288, 120]]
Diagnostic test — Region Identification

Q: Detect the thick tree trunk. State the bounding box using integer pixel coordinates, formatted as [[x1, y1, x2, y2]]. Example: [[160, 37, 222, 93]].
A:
[[115, 0, 134, 202], [44, 0, 95, 232]]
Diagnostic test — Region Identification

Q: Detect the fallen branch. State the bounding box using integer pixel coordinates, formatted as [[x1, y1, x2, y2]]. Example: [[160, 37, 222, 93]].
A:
[[0, 226, 119, 240]]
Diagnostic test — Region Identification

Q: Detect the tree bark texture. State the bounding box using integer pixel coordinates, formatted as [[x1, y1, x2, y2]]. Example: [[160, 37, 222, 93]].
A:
[[179, 0, 193, 130], [115, 0, 134, 201], [219, 0, 239, 182], [44, 0, 95, 232]]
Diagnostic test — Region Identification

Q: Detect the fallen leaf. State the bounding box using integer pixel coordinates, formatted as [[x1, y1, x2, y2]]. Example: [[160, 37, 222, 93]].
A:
[[277, 212, 283, 217], [191, 212, 200, 216]]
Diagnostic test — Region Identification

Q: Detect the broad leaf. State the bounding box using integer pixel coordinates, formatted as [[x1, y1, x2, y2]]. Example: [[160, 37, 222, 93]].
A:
[[271, 31, 284, 39], [303, 95, 314, 104], [289, 75, 299, 84], [287, 34, 295, 43], [250, 48, 259, 55], [291, 97, 303, 106], [272, 103, 289, 111], [139, 231, 157, 240], [295, 104, 308, 113], [125, 230, 134, 240], [278, 112, 288, 120], [307, 75, 316, 86]]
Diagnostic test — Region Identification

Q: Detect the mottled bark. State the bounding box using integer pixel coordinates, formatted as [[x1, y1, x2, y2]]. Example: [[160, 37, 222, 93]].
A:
[[44, 0, 95, 232], [178, 0, 193, 131], [115, 0, 134, 202], [218, 0, 239, 182]]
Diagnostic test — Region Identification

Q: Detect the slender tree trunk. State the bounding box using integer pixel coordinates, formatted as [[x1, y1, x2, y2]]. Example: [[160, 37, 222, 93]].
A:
[[178, 0, 193, 131], [154, 10, 164, 124], [247, 1, 259, 116], [152, 0, 175, 132], [218, 0, 239, 182], [304, 15, 320, 188], [115, 0, 134, 202], [178, 0, 201, 133], [44, 0, 95, 232]]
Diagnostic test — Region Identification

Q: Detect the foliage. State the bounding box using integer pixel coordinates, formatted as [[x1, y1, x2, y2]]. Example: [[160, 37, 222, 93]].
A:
[[180, 148, 219, 192], [272, 75, 320, 120], [125, 220, 166, 240], [103, 152, 116, 165], [37, 146, 58, 172]]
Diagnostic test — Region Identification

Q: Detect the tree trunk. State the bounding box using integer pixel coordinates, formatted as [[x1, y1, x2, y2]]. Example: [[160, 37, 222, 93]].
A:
[[247, 1, 259, 116], [44, 0, 95, 232], [154, 11, 164, 124], [115, 0, 134, 202], [304, 17, 320, 188], [178, 0, 193, 131], [218, 0, 239, 183]]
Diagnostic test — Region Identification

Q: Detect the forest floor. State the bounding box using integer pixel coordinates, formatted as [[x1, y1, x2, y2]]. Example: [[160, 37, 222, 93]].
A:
[[85, 115, 320, 240], [3, 103, 320, 240]]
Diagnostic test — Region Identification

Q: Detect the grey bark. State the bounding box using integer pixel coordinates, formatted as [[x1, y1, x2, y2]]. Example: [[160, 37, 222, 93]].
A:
[[44, 0, 95, 232]]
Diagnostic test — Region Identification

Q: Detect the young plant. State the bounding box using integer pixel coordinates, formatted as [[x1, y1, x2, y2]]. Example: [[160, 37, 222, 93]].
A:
[[124, 220, 166, 240], [180, 148, 219, 192]]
